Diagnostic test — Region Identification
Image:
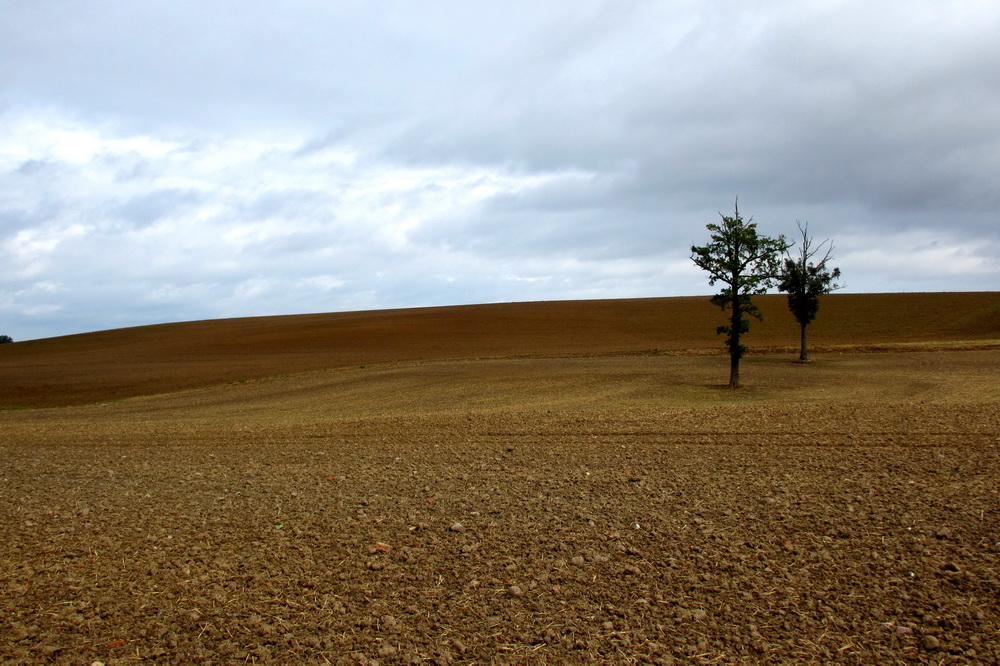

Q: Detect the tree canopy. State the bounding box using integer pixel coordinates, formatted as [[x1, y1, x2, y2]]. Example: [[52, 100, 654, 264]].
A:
[[691, 201, 788, 387], [778, 221, 842, 361]]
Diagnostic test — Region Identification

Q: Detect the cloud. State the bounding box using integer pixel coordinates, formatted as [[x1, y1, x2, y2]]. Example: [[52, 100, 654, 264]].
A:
[[1, 1, 999, 340], [0, 108, 615, 336], [839, 230, 1000, 292]]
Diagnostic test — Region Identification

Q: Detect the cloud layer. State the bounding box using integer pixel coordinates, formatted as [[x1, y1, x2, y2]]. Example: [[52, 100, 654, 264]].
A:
[[2, 1, 998, 339]]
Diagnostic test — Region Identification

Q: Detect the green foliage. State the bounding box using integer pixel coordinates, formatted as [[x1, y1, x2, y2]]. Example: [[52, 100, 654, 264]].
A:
[[691, 201, 788, 386], [778, 222, 842, 361], [0, 335, 12, 344], [778, 222, 842, 327]]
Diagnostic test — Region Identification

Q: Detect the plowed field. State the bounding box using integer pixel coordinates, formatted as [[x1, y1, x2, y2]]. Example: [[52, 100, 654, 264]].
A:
[[1, 294, 998, 664]]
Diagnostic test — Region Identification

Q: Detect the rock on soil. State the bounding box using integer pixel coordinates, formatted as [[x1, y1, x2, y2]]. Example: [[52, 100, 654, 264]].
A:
[[1, 406, 998, 664]]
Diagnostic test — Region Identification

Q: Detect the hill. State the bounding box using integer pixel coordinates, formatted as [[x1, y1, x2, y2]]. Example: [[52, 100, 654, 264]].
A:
[[1, 293, 998, 663], [1, 292, 997, 408]]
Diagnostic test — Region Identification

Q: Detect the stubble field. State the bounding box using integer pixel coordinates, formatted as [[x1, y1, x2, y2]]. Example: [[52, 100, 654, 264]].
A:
[[1, 293, 998, 664]]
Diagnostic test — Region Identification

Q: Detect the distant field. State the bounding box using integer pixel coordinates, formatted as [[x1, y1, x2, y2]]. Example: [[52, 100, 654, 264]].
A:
[[1, 292, 998, 408], [1, 293, 998, 664]]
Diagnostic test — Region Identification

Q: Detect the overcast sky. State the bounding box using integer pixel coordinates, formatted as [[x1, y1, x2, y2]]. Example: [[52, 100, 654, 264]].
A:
[[2, 1, 998, 340]]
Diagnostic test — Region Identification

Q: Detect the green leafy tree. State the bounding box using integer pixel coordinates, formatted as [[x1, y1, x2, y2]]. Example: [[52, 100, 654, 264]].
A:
[[0, 335, 12, 344], [691, 201, 788, 387], [778, 221, 842, 362]]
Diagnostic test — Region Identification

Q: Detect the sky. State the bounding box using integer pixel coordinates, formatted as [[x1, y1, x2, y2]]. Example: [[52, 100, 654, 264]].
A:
[[2, 1, 998, 341]]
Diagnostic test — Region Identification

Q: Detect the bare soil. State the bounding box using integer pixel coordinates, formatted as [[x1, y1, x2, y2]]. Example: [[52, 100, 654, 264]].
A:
[[3, 292, 998, 409], [1, 295, 999, 664]]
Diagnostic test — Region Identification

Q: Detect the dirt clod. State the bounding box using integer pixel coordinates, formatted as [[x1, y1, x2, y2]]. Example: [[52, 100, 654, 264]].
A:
[[1, 343, 998, 664]]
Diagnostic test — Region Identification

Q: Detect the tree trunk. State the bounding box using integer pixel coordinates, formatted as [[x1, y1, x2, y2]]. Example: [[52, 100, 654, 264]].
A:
[[729, 297, 742, 388], [799, 322, 809, 362]]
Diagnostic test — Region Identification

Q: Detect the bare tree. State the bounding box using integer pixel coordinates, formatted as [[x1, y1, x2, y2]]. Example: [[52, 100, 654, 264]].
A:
[[777, 222, 842, 362]]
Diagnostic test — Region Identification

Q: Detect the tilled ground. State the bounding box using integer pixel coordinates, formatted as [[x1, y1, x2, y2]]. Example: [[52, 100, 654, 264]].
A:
[[2, 404, 998, 665]]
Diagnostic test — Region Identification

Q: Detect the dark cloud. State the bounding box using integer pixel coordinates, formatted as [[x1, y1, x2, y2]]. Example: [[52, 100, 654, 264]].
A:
[[1, 1, 998, 340]]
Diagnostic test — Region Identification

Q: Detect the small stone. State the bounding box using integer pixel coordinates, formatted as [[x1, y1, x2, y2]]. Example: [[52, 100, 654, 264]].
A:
[[507, 585, 523, 597], [923, 635, 940, 651], [935, 527, 953, 540], [894, 625, 913, 635], [449, 522, 466, 533], [570, 556, 586, 567]]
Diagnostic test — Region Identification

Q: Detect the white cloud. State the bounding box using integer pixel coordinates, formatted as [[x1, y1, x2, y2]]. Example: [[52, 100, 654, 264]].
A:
[[841, 231, 1000, 290], [0, 108, 622, 336], [1, 1, 999, 339]]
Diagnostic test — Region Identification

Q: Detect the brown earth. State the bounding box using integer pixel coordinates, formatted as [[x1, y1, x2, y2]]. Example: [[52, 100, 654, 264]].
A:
[[2, 292, 999, 409], [1, 293, 999, 664]]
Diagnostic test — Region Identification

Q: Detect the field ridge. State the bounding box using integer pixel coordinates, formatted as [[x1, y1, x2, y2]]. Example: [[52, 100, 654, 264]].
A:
[[1, 291, 997, 408]]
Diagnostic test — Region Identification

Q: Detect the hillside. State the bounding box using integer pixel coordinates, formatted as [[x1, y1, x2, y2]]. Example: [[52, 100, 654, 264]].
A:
[[2, 294, 998, 664], [1, 292, 997, 408]]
